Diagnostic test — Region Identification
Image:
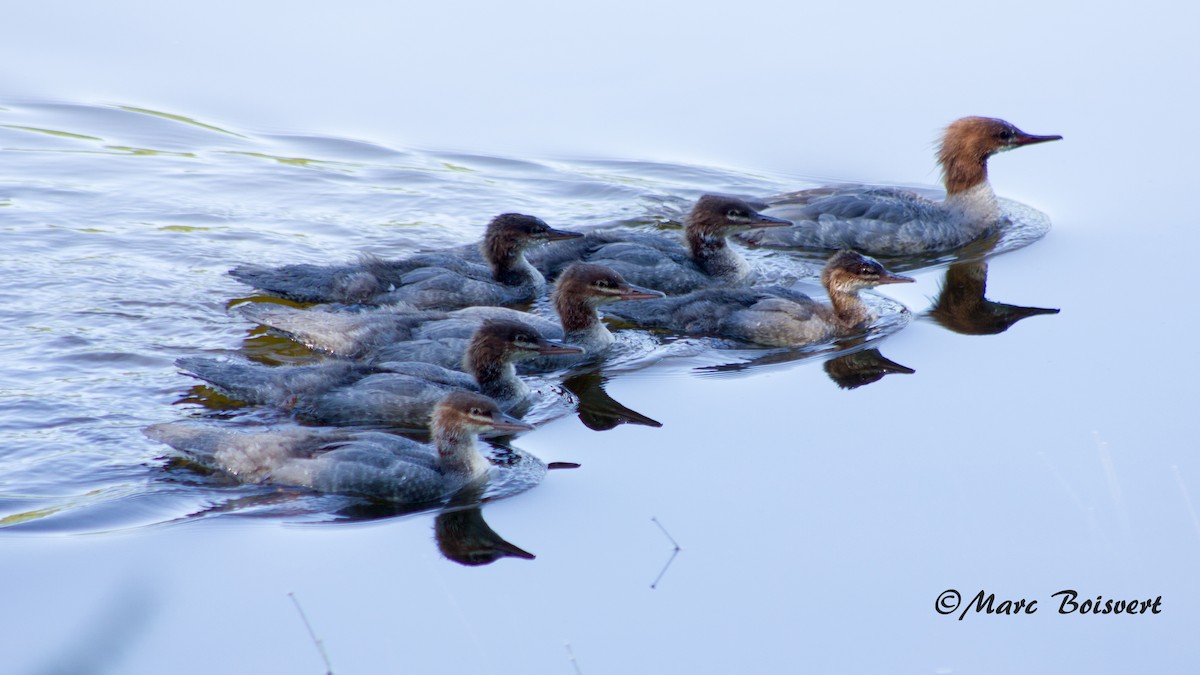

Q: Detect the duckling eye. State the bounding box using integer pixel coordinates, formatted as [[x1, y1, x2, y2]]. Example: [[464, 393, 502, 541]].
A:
[[726, 209, 745, 219], [470, 408, 483, 416], [998, 129, 1014, 141], [857, 265, 877, 276], [594, 279, 613, 289]]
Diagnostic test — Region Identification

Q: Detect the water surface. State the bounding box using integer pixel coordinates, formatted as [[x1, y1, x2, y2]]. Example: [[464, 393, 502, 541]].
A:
[[3, 4, 1200, 670]]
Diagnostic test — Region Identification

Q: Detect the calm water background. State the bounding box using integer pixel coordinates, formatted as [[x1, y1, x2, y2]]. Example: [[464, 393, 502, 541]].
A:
[[2, 1, 1199, 673]]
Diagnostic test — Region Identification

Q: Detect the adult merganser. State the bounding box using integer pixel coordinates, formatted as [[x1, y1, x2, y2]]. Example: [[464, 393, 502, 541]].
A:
[[603, 250, 913, 347], [531, 195, 791, 293], [237, 262, 664, 371], [739, 117, 1062, 256], [144, 391, 534, 504], [178, 319, 580, 428], [229, 213, 583, 309]]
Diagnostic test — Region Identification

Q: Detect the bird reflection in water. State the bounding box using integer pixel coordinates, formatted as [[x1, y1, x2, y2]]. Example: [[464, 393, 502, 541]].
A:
[[823, 349, 915, 389], [434, 503, 536, 565], [694, 337, 914, 390], [561, 370, 662, 430], [439, 458, 581, 566], [927, 259, 1059, 335]]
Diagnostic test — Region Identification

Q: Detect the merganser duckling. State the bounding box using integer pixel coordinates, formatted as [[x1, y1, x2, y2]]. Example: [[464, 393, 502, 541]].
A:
[[739, 117, 1062, 256], [928, 260, 1059, 334], [179, 320, 580, 428], [237, 263, 664, 371], [145, 391, 534, 505], [229, 213, 583, 309], [531, 195, 791, 293], [603, 250, 914, 347]]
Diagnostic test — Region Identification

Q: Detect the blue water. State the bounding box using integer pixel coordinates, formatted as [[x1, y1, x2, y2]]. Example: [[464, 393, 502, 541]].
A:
[[3, 1, 1200, 673]]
